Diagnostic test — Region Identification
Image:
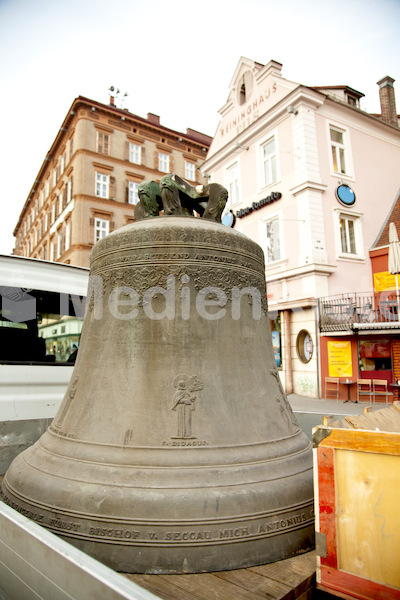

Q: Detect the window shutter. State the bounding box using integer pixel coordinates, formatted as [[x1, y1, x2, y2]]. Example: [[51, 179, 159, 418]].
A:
[[97, 133, 102, 154], [104, 135, 109, 156], [110, 176, 116, 200], [63, 185, 67, 209], [90, 217, 95, 226], [110, 221, 115, 231], [125, 141, 129, 161], [169, 155, 174, 173], [154, 150, 158, 169], [141, 145, 146, 166], [126, 184, 129, 203]]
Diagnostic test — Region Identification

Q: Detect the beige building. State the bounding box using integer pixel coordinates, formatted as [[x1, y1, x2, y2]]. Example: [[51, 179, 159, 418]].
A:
[[13, 95, 211, 267]]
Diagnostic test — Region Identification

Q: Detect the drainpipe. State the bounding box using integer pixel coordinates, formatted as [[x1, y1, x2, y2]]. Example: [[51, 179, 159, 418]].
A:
[[284, 309, 293, 394], [314, 303, 321, 399]]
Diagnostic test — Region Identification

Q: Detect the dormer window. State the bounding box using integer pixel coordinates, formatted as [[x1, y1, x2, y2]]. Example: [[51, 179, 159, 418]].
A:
[[347, 95, 357, 107]]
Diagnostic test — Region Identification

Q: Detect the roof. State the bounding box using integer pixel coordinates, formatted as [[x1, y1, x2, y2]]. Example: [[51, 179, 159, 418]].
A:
[[311, 85, 365, 99], [371, 188, 400, 248], [75, 96, 213, 144]]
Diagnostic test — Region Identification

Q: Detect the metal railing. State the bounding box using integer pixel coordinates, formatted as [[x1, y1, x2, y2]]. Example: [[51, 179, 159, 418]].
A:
[[319, 291, 400, 332]]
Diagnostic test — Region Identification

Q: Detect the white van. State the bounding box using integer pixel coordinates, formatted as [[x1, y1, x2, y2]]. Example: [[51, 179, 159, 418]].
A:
[[0, 255, 88, 473]]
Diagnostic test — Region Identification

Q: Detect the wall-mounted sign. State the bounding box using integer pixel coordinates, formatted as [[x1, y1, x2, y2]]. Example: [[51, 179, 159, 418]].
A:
[[236, 192, 282, 218], [374, 271, 397, 292], [327, 341, 353, 377], [222, 211, 236, 228], [336, 184, 356, 206]]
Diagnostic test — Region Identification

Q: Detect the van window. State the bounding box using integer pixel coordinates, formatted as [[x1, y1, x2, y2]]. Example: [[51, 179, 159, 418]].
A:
[[0, 286, 85, 364]]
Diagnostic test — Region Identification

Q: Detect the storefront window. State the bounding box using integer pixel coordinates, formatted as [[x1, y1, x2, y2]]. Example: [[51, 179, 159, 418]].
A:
[[358, 340, 392, 381], [269, 314, 281, 368]]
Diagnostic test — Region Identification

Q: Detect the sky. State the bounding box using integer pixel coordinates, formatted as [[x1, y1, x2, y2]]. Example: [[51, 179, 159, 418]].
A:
[[0, 0, 399, 255]]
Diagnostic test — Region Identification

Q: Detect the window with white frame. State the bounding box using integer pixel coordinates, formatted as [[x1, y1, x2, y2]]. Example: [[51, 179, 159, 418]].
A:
[[227, 162, 240, 206], [262, 136, 277, 187], [65, 221, 71, 250], [158, 152, 169, 173], [67, 178, 73, 203], [335, 210, 363, 259], [339, 214, 357, 254], [330, 126, 348, 175], [97, 132, 110, 155], [185, 161, 195, 181], [129, 143, 141, 164], [95, 172, 109, 198], [128, 181, 139, 205], [57, 230, 63, 258], [94, 218, 109, 242], [265, 216, 281, 264]]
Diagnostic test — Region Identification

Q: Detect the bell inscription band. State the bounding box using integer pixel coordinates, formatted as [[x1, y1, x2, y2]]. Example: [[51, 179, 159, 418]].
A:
[[2, 178, 314, 573]]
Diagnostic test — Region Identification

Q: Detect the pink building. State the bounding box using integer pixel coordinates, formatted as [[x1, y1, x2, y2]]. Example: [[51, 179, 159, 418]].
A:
[[201, 57, 400, 399]]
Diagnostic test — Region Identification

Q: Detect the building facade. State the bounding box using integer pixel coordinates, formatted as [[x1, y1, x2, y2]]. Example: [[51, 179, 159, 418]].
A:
[[13, 96, 211, 267], [201, 57, 400, 399]]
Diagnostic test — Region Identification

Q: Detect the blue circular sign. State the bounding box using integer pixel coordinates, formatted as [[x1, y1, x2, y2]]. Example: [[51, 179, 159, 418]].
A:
[[336, 184, 356, 206], [222, 211, 236, 228]]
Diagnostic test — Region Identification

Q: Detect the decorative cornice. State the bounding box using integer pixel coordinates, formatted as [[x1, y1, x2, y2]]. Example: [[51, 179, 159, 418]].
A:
[[266, 262, 336, 284], [94, 123, 114, 133], [127, 133, 145, 144], [125, 171, 145, 182], [268, 297, 318, 312], [289, 181, 327, 196], [92, 161, 114, 172]]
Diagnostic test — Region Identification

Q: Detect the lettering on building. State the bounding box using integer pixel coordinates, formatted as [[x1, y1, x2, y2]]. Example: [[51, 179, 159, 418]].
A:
[[236, 192, 282, 218], [221, 83, 278, 137]]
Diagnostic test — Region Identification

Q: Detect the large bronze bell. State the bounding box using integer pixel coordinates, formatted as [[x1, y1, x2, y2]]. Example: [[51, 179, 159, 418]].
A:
[[2, 182, 314, 573]]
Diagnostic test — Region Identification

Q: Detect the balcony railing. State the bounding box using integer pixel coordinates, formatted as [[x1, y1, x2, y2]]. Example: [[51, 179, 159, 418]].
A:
[[319, 291, 400, 332]]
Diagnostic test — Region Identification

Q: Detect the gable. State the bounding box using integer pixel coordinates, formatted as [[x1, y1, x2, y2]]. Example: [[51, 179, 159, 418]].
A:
[[208, 58, 298, 156]]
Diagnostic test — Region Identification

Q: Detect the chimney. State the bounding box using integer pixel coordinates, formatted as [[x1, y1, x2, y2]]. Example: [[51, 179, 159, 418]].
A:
[[377, 76, 398, 127], [109, 96, 115, 106], [147, 113, 160, 125]]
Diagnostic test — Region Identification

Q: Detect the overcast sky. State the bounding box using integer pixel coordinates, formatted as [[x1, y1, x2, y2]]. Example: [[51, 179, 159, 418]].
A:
[[0, 0, 399, 255]]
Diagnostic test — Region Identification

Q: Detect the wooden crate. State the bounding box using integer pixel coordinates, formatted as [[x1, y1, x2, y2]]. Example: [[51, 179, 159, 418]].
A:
[[313, 402, 400, 599]]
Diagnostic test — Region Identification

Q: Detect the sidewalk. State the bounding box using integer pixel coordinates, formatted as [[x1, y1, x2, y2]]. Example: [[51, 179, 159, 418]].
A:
[[287, 393, 378, 416], [287, 393, 382, 440]]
